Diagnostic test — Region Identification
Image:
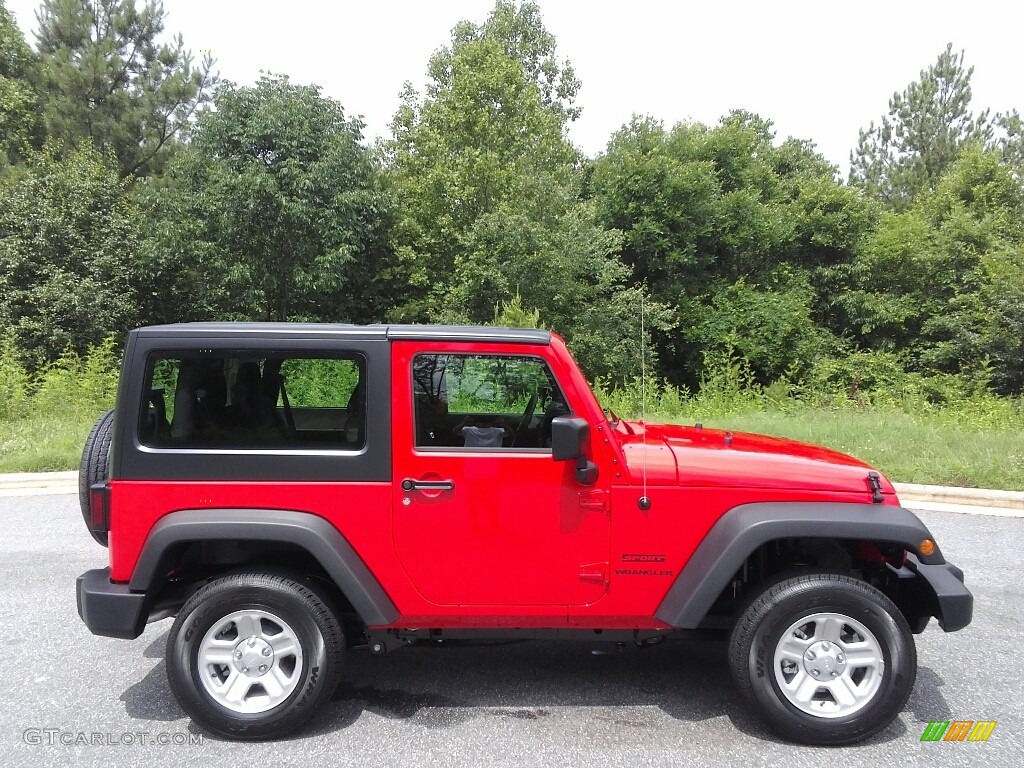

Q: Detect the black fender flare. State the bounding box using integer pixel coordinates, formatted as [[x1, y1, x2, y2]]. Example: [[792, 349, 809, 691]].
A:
[[130, 508, 399, 627], [655, 502, 950, 629]]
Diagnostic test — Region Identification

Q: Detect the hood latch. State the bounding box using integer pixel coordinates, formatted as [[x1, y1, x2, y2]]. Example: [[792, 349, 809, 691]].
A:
[[867, 471, 884, 504]]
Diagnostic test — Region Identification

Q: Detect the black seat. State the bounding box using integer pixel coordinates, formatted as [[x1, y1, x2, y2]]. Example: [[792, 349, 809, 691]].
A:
[[170, 361, 227, 441], [345, 380, 365, 444]]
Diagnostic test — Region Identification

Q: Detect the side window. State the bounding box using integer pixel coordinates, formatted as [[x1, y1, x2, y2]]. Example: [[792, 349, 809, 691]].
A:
[[413, 354, 569, 450], [140, 353, 365, 449]]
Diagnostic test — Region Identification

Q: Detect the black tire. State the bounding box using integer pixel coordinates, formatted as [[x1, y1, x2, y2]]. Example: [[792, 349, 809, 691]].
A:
[[166, 571, 345, 740], [78, 409, 114, 546], [728, 572, 916, 745]]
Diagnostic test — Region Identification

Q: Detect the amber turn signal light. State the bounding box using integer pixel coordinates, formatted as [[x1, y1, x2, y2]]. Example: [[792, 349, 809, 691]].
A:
[[919, 539, 936, 556]]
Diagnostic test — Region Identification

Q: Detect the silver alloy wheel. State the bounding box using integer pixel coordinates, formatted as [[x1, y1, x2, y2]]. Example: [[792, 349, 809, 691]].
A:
[[772, 612, 885, 719], [197, 609, 304, 714]]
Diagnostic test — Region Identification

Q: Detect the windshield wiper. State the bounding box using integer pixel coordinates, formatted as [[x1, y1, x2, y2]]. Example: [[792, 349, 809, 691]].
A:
[[605, 408, 620, 429]]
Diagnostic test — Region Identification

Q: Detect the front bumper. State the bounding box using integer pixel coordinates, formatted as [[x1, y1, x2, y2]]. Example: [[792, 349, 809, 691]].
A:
[[76, 568, 148, 639], [903, 554, 973, 632]]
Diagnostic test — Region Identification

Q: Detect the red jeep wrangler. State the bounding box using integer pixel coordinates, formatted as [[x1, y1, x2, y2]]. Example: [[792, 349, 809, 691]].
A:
[[76, 323, 972, 744]]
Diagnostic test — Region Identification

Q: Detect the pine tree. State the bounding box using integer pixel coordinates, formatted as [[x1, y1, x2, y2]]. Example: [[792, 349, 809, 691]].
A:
[[850, 44, 991, 209], [33, 0, 216, 178]]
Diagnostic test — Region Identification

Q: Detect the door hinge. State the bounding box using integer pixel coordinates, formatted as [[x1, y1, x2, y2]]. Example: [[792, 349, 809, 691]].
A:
[[579, 489, 609, 513], [579, 561, 609, 584]]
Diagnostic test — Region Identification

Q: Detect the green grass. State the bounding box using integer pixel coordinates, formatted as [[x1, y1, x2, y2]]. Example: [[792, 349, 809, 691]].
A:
[[653, 408, 1024, 491], [1, 339, 1022, 490], [0, 337, 118, 474], [0, 412, 99, 473], [2, 404, 1021, 491], [593, 351, 1024, 491]]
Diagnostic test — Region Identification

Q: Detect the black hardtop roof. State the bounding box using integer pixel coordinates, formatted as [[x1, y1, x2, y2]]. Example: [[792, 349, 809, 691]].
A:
[[132, 323, 552, 345]]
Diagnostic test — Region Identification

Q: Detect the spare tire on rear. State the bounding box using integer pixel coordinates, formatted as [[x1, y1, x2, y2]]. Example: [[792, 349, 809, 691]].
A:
[[79, 409, 114, 546]]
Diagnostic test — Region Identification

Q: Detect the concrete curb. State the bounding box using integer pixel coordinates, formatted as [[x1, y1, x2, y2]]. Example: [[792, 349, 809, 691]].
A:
[[893, 482, 1024, 512], [1, 472, 1022, 516], [0, 471, 77, 498], [892, 483, 1019, 520]]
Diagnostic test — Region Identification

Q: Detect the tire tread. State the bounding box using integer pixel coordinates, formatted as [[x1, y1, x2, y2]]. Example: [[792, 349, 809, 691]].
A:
[[166, 569, 345, 740], [78, 409, 114, 546], [727, 571, 916, 745]]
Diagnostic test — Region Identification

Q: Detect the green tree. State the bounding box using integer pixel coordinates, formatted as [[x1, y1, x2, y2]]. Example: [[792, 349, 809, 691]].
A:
[[833, 147, 1024, 389], [0, 142, 140, 368], [994, 109, 1024, 178], [850, 44, 991, 209], [590, 112, 868, 386], [385, 3, 655, 380], [925, 147, 1024, 392], [386, 33, 577, 317], [589, 117, 720, 304], [430, 0, 581, 122], [142, 74, 391, 324], [983, 243, 1024, 394], [33, 0, 215, 178], [686, 271, 837, 384], [591, 113, 868, 297], [0, 0, 38, 168], [829, 209, 953, 355]]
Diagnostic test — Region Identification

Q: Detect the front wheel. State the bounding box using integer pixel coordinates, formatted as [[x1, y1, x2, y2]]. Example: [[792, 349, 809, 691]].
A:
[[728, 572, 916, 745], [166, 571, 345, 740]]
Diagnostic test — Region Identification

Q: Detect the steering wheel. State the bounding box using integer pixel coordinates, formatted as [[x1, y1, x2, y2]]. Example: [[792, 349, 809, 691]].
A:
[[510, 391, 538, 447], [539, 400, 569, 448]]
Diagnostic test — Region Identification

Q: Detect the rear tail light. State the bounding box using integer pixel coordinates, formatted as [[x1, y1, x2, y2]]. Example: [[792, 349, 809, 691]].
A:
[[88, 483, 110, 538]]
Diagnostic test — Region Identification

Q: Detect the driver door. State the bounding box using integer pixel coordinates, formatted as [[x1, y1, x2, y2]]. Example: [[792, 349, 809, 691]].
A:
[[391, 342, 610, 607]]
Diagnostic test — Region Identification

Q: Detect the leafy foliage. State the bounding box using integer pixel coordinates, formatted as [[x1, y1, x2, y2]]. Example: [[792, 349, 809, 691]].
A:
[[33, 0, 216, 177], [0, 142, 139, 369], [832, 147, 1024, 389], [0, 338, 122, 473], [993, 110, 1024, 178], [493, 292, 541, 329], [385, 4, 661, 381], [427, 0, 581, 122], [140, 74, 391, 323], [31, 336, 120, 418], [0, 4, 1022, 412], [590, 112, 868, 387], [0, 0, 38, 168], [0, 333, 29, 422], [686, 271, 837, 382], [386, 33, 578, 308]]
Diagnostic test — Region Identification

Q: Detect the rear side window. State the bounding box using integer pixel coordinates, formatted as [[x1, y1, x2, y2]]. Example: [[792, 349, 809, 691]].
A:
[[140, 353, 365, 450]]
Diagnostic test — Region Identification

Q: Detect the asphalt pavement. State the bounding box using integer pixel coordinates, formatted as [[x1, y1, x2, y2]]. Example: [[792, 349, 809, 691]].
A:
[[0, 493, 1021, 768]]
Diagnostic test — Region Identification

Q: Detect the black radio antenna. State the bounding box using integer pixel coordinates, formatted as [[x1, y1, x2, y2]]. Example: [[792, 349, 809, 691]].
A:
[[639, 289, 651, 511]]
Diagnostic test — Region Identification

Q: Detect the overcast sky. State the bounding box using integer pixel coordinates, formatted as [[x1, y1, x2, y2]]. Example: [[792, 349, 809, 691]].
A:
[[7, 0, 1021, 172]]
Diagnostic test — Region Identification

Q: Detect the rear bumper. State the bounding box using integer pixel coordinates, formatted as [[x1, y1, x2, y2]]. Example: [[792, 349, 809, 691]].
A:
[[904, 554, 973, 632], [76, 568, 148, 639]]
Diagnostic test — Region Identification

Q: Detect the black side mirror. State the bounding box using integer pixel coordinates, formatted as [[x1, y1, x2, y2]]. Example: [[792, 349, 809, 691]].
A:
[[551, 416, 598, 486], [551, 416, 588, 461]]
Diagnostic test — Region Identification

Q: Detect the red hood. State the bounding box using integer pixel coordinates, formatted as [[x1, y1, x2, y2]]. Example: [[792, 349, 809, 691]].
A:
[[613, 420, 894, 497]]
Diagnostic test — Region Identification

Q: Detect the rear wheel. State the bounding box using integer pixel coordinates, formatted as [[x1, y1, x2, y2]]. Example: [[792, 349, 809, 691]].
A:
[[166, 571, 345, 740], [728, 572, 916, 745]]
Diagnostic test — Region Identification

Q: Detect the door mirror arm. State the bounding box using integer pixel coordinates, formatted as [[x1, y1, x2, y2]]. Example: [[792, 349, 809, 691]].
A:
[[575, 456, 598, 486]]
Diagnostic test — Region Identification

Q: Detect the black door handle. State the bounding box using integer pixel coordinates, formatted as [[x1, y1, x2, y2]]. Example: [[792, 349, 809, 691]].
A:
[[401, 479, 455, 492]]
